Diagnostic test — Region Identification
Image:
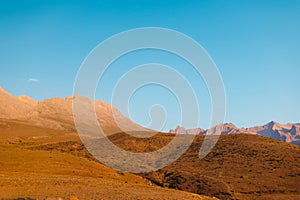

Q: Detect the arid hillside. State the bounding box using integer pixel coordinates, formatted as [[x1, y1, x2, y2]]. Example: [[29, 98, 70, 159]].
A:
[[0, 119, 214, 200], [1, 118, 300, 199], [108, 132, 300, 200]]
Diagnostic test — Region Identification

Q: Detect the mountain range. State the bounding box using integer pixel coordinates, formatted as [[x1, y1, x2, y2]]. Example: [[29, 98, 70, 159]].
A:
[[170, 121, 300, 145], [1, 86, 299, 146]]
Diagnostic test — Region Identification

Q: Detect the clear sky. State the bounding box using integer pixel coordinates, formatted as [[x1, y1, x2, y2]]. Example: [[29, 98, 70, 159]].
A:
[[0, 0, 299, 130]]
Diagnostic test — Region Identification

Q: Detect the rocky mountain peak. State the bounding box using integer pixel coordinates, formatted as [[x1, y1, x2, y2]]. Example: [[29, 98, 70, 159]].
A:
[[170, 121, 300, 145]]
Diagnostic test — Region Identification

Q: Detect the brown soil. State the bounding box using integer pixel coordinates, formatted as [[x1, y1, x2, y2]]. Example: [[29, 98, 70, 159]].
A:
[[0, 119, 214, 200], [1, 119, 300, 199], [109, 132, 300, 200]]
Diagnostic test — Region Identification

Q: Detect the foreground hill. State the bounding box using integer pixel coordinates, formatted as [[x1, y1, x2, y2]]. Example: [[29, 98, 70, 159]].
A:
[[0, 119, 213, 200], [108, 132, 300, 200], [170, 121, 300, 145]]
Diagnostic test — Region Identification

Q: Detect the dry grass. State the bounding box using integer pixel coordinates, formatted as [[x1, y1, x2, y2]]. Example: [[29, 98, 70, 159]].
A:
[[2, 118, 299, 199], [110, 133, 300, 200], [0, 119, 215, 200]]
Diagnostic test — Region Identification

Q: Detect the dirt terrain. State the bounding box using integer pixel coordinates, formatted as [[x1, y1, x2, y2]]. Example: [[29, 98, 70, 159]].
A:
[[1, 118, 300, 199], [0, 119, 214, 200], [110, 132, 300, 200]]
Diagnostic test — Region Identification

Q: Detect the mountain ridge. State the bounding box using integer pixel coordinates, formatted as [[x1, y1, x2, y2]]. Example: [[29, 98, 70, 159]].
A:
[[2, 86, 299, 145], [170, 121, 300, 145], [0, 86, 148, 134]]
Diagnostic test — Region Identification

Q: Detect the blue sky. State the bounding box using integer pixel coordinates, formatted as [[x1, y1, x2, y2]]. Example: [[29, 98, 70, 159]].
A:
[[0, 0, 299, 130]]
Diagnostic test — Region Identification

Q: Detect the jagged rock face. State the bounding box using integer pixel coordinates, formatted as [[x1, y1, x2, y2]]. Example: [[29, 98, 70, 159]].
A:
[[219, 123, 240, 135], [0, 87, 148, 134], [170, 126, 205, 135], [0, 87, 35, 119], [246, 121, 300, 143], [170, 121, 300, 145]]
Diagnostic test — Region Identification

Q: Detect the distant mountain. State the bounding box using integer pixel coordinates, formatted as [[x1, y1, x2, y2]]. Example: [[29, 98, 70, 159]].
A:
[[170, 121, 300, 145], [0, 87, 148, 134], [2, 86, 299, 145], [170, 126, 206, 135], [245, 121, 300, 144]]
